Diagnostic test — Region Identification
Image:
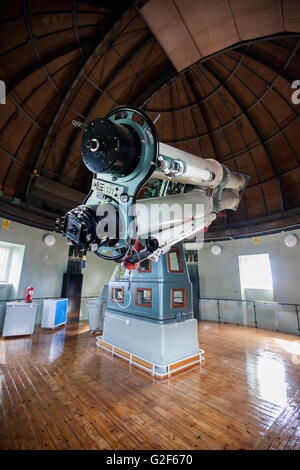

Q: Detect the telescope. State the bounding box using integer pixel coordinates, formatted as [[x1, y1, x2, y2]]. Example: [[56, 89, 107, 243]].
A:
[[55, 106, 249, 268], [55, 106, 249, 377]]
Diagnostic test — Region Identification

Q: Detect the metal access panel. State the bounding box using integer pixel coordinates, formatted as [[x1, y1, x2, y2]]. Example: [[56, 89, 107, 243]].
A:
[[2, 302, 37, 337], [107, 243, 193, 323]]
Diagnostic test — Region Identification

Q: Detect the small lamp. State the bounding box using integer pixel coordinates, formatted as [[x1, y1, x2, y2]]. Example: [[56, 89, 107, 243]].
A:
[[284, 234, 298, 248], [211, 244, 221, 255], [43, 233, 56, 247]]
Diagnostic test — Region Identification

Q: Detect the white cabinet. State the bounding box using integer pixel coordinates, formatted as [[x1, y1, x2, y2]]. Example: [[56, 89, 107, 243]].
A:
[[2, 302, 37, 337], [41, 299, 68, 329]]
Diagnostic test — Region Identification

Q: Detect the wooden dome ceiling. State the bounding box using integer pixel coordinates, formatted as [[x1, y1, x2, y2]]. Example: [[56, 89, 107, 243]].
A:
[[0, 0, 300, 239]]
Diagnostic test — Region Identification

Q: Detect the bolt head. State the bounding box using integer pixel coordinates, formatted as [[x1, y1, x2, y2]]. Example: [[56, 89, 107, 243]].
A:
[[120, 193, 129, 203]]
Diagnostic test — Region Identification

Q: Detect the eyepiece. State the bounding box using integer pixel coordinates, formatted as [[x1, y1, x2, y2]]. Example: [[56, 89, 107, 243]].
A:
[[146, 237, 159, 253]]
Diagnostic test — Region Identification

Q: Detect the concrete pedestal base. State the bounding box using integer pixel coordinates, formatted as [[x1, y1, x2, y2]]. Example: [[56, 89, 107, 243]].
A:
[[99, 310, 203, 376]]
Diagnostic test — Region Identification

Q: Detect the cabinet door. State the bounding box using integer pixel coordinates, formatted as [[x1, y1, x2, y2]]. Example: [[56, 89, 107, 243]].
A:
[[54, 300, 68, 326]]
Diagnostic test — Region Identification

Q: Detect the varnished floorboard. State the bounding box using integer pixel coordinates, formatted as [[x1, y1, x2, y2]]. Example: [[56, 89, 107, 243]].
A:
[[0, 321, 299, 450]]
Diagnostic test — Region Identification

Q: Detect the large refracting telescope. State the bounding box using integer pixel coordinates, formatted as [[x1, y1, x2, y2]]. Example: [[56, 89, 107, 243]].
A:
[[55, 106, 249, 376], [55, 106, 249, 268]]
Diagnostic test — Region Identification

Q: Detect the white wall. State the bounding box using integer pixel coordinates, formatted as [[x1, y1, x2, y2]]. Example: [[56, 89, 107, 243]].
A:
[[3, 218, 299, 331], [0, 220, 69, 300], [82, 252, 115, 298], [0, 218, 115, 327], [198, 228, 300, 305]]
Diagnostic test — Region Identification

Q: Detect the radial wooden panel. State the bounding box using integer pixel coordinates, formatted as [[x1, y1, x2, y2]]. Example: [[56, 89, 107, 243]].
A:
[[141, 0, 300, 72], [229, 0, 283, 41], [0, 321, 299, 450], [143, 35, 300, 228], [140, 0, 201, 71], [0, 0, 135, 200], [175, 0, 240, 58], [0, 1, 300, 234]]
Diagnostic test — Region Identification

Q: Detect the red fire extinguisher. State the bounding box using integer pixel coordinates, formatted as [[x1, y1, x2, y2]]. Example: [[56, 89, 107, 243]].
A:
[[25, 286, 34, 303]]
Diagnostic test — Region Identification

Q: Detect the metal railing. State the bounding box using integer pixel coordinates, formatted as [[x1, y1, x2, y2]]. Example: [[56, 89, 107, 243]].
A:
[[1, 295, 299, 337], [199, 297, 300, 336]]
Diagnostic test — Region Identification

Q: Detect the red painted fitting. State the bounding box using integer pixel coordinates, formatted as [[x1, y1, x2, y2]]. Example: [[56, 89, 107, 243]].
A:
[[123, 240, 145, 270], [25, 286, 34, 303], [123, 258, 137, 270], [133, 239, 144, 252]]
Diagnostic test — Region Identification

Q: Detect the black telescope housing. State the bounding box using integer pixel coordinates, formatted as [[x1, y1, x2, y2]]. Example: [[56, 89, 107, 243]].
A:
[[81, 117, 141, 175], [55, 205, 97, 251], [56, 106, 159, 263]]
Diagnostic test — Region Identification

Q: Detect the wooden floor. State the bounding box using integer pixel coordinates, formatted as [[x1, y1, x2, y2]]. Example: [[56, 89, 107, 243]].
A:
[[0, 321, 299, 450]]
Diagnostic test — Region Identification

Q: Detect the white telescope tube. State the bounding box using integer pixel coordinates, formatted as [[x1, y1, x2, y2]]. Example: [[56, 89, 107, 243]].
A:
[[149, 213, 217, 257], [152, 142, 247, 190], [135, 187, 240, 237], [152, 142, 224, 187], [135, 190, 213, 237]]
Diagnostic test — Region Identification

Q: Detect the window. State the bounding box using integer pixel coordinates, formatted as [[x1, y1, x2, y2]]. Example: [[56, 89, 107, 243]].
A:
[[137, 259, 151, 273], [0, 241, 25, 295], [0, 246, 10, 282], [172, 289, 186, 308], [136, 288, 152, 307], [239, 254, 273, 290], [167, 247, 184, 273], [111, 287, 124, 303]]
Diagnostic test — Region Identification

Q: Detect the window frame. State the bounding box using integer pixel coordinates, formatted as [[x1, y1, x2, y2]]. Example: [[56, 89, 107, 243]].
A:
[[135, 288, 153, 308], [171, 289, 186, 308], [111, 287, 124, 304], [0, 245, 12, 283], [238, 253, 273, 291], [137, 259, 152, 273], [167, 246, 184, 273]]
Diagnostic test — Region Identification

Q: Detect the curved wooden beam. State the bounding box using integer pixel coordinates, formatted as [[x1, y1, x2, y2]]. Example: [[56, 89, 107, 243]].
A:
[[58, 34, 153, 177], [24, 5, 136, 202]]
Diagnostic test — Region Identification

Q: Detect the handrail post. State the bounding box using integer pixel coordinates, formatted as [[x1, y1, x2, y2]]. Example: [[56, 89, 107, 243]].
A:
[[295, 305, 300, 337], [217, 300, 221, 324], [253, 301, 257, 328]]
